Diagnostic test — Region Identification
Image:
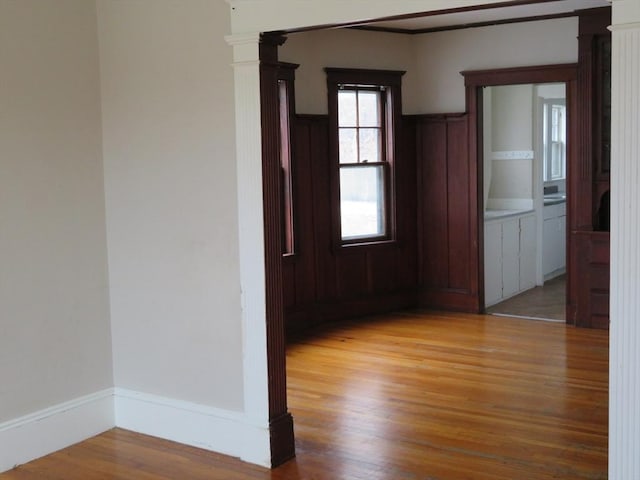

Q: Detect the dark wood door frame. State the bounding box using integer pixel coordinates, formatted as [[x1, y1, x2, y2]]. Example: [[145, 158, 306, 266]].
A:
[[461, 63, 578, 318]]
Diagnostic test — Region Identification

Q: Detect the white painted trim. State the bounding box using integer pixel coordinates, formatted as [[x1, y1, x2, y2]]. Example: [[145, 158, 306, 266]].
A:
[[0, 389, 115, 473], [491, 150, 534, 160], [609, 21, 640, 31], [114, 388, 270, 467], [228, 38, 271, 465], [609, 19, 640, 480]]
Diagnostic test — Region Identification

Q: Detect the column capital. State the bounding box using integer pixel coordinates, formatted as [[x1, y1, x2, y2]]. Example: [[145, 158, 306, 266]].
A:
[[612, 0, 640, 26], [225, 33, 260, 64]]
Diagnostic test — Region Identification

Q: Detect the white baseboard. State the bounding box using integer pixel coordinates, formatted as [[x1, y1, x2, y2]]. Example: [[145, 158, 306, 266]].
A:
[[0, 389, 115, 473], [0, 388, 270, 472], [113, 388, 270, 467]]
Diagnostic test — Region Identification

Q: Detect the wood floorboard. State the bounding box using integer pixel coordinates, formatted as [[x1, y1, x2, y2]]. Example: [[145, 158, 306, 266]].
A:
[[487, 275, 566, 321], [1, 310, 608, 479]]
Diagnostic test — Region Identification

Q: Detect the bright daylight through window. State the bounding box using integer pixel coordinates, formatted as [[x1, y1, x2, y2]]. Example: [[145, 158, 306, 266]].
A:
[[543, 101, 566, 181], [338, 87, 387, 240]]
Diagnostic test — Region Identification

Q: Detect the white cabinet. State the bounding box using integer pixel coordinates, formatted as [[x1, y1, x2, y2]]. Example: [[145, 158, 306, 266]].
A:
[[484, 222, 503, 306], [502, 219, 520, 299], [519, 215, 537, 291], [484, 213, 537, 307], [542, 202, 567, 278]]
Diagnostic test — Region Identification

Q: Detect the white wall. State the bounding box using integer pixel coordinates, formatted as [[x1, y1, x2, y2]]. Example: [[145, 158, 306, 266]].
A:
[[228, 0, 516, 34], [280, 29, 418, 114], [488, 84, 534, 201], [279, 18, 578, 116], [97, 0, 244, 409], [492, 84, 534, 151], [0, 0, 113, 423], [412, 18, 579, 113]]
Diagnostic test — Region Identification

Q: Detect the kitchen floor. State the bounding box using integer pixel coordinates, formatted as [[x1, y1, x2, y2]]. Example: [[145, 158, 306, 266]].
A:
[[487, 274, 566, 321]]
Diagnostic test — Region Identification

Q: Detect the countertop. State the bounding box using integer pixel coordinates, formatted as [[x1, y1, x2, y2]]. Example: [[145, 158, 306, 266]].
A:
[[484, 208, 534, 220]]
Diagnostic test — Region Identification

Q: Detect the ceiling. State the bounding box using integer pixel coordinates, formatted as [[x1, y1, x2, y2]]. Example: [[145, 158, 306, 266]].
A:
[[356, 0, 610, 34]]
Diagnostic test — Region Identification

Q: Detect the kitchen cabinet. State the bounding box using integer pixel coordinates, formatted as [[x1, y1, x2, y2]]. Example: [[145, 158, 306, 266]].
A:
[[484, 212, 536, 307], [543, 202, 566, 278]]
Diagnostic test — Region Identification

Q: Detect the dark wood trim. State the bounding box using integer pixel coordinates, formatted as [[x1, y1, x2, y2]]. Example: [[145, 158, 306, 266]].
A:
[[259, 33, 295, 467], [325, 68, 405, 250], [462, 63, 578, 319], [350, 11, 576, 35], [271, 0, 562, 35], [462, 63, 577, 87], [569, 6, 611, 329], [278, 62, 299, 256]]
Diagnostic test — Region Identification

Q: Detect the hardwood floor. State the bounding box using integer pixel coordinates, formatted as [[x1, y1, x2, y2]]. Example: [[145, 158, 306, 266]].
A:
[[487, 275, 567, 322], [1, 311, 608, 479]]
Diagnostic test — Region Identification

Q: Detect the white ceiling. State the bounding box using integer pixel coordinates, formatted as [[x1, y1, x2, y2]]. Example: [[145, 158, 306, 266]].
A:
[[360, 0, 610, 32]]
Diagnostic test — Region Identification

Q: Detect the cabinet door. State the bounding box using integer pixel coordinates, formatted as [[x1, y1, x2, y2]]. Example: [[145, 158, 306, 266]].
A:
[[484, 222, 503, 307], [543, 215, 567, 275], [519, 216, 536, 291], [558, 215, 566, 270], [543, 217, 555, 276], [502, 219, 519, 299]]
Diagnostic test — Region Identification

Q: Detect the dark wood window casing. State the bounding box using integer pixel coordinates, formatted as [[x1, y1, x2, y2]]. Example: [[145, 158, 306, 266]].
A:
[[278, 62, 299, 256], [325, 68, 405, 249]]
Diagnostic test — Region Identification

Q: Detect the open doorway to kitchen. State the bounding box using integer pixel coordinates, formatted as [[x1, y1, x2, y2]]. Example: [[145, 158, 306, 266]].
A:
[[483, 82, 567, 322], [461, 64, 577, 324]]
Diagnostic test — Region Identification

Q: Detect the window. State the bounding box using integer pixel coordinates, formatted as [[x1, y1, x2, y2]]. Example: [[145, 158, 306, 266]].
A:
[[338, 87, 387, 239], [543, 100, 566, 182], [278, 63, 298, 256], [326, 68, 404, 245]]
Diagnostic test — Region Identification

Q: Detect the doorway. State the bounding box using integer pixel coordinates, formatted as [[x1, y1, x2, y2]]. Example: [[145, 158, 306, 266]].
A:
[[461, 64, 577, 324], [482, 82, 568, 322]]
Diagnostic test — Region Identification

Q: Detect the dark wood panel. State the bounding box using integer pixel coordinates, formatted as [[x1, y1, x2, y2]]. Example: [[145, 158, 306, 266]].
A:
[[291, 117, 320, 305], [417, 118, 449, 288], [573, 231, 610, 329], [335, 252, 369, 298], [283, 114, 418, 332], [282, 259, 297, 308], [568, 7, 611, 330], [368, 248, 399, 293], [415, 114, 477, 312], [446, 117, 471, 291]]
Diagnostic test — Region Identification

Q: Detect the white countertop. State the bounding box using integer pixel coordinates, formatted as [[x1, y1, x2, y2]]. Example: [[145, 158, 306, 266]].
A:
[[484, 208, 534, 220]]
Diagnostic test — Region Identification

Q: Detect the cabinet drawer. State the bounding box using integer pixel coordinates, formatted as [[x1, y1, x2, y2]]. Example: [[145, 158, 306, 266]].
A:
[[543, 202, 566, 220]]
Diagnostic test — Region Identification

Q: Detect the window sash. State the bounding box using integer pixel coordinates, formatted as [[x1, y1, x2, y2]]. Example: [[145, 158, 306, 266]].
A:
[[339, 163, 389, 242], [543, 101, 566, 182]]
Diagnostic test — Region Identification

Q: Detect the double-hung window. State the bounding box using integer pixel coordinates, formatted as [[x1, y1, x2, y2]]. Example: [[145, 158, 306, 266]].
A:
[[326, 68, 404, 245], [543, 100, 567, 182]]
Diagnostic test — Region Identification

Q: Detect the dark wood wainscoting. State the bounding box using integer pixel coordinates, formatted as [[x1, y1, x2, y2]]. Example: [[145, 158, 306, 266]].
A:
[[573, 231, 610, 329], [410, 114, 480, 312], [568, 7, 611, 329], [282, 115, 419, 333]]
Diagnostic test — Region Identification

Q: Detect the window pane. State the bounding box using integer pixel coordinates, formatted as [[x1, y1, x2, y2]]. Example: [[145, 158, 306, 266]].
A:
[[340, 165, 386, 240], [359, 128, 381, 163], [339, 128, 358, 164], [338, 90, 357, 127], [358, 91, 380, 127]]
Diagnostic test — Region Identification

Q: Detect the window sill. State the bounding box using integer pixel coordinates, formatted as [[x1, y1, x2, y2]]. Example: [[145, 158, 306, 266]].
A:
[[334, 238, 399, 254]]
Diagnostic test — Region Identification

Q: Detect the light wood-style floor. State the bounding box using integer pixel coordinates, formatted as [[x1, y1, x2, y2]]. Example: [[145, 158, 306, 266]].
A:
[[487, 275, 567, 322], [1, 311, 608, 479]]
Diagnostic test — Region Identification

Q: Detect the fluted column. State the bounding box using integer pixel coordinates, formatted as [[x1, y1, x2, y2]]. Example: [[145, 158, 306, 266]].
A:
[[225, 33, 271, 465], [609, 1, 640, 477], [225, 32, 294, 468]]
